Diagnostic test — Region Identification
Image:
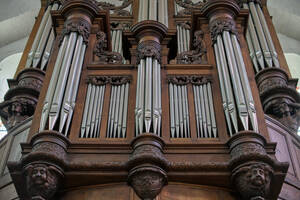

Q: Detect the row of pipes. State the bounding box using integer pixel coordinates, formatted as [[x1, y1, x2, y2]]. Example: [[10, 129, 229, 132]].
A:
[[107, 83, 130, 138], [169, 83, 190, 138], [138, 0, 168, 27], [80, 84, 106, 138], [243, 2, 279, 73], [135, 58, 162, 136], [193, 82, 217, 138], [176, 24, 191, 54], [26, 2, 61, 70], [214, 31, 258, 136], [40, 32, 87, 136]]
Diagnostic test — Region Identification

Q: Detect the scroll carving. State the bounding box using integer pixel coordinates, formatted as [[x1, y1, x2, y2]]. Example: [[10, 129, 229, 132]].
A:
[[176, 30, 207, 64], [93, 31, 123, 64], [61, 18, 91, 44], [24, 163, 63, 200], [137, 40, 161, 64], [209, 17, 238, 43]]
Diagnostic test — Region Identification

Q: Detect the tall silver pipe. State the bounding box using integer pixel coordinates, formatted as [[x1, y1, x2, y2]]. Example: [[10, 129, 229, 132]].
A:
[[113, 85, 121, 138], [81, 83, 91, 138], [243, 3, 265, 70], [85, 85, 96, 138], [174, 84, 180, 137], [40, 35, 69, 131], [184, 85, 189, 137], [222, 31, 248, 130], [216, 36, 238, 134], [90, 86, 100, 138], [149, 0, 157, 21], [65, 44, 87, 135], [163, 0, 168, 27], [203, 84, 212, 137], [245, 30, 259, 73], [231, 34, 258, 132], [122, 83, 129, 137], [169, 83, 175, 137], [144, 57, 153, 133], [249, 2, 272, 68], [95, 86, 103, 136], [109, 86, 117, 137], [107, 85, 114, 137], [97, 85, 106, 137], [118, 84, 125, 137], [255, 3, 279, 68], [153, 59, 159, 135], [26, 5, 52, 67], [157, 63, 162, 136], [59, 35, 83, 133], [193, 86, 200, 137], [48, 32, 78, 130], [41, 29, 55, 70], [207, 82, 217, 138]]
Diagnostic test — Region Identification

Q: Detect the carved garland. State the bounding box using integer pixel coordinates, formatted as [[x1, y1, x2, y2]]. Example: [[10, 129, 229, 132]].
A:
[[209, 17, 238, 44], [87, 76, 132, 86], [176, 30, 207, 64], [136, 40, 161, 64], [93, 31, 123, 64], [167, 75, 212, 85], [60, 18, 91, 45]]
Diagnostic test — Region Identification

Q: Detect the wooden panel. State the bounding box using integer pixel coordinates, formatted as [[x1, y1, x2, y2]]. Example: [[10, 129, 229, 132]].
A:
[[267, 127, 296, 176], [61, 183, 131, 200], [161, 183, 236, 200]]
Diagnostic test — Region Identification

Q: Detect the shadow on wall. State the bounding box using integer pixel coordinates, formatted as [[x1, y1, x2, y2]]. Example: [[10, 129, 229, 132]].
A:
[[0, 52, 22, 139]]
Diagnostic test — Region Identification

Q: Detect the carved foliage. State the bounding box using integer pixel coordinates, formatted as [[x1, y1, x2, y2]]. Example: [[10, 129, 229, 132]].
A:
[[87, 75, 132, 86], [24, 163, 63, 200], [93, 31, 123, 64], [61, 18, 91, 45], [176, 30, 207, 64], [209, 17, 238, 43], [137, 40, 161, 64], [232, 163, 273, 200]]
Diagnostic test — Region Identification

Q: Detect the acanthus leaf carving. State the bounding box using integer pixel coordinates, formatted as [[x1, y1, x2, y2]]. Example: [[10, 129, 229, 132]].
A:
[[93, 31, 123, 64], [60, 18, 91, 45], [167, 75, 212, 85], [97, 0, 133, 17], [137, 40, 161, 64], [176, 30, 207, 64], [175, 0, 207, 16], [87, 75, 132, 86], [209, 17, 238, 44]]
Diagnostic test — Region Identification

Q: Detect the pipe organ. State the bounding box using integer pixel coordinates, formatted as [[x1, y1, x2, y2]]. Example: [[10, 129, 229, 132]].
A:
[[1, 0, 300, 200]]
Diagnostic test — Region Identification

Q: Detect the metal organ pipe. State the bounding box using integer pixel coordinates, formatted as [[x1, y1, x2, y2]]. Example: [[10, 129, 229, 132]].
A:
[[244, 2, 280, 73], [26, 3, 60, 69], [138, 0, 168, 27]]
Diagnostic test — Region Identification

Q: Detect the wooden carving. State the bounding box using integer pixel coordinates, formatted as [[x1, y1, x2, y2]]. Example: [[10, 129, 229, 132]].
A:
[[176, 30, 207, 64], [94, 31, 123, 64], [209, 17, 238, 44]]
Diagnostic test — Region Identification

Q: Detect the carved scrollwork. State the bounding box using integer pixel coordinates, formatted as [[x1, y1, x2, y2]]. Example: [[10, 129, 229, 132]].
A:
[[97, 0, 133, 16], [176, 30, 207, 64], [87, 75, 132, 86], [190, 76, 212, 85], [93, 31, 123, 64], [167, 76, 190, 85], [209, 17, 238, 44], [24, 163, 63, 200], [137, 40, 161, 64], [232, 162, 273, 200], [111, 21, 132, 31], [61, 18, 91, 45]]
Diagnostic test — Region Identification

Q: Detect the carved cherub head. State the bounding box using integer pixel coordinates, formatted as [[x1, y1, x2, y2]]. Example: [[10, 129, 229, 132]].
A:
[[24, 163, 61, 199], [233, 163, 273, 199]]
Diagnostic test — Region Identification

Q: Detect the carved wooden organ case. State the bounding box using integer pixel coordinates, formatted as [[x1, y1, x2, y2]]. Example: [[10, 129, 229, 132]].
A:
[[3, 0, 300, 199]]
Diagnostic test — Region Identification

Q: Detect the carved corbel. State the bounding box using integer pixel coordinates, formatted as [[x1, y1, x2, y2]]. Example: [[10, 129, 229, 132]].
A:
[[8, 131, 69, 200], [127, 134, 168, 200], [93, 31, 123, 64], [227, 131, 288, 200], [256, 68, 300, 132], [176, 30, 207, 64], [209, 16, 238, 44], [0, 68, 45, 129]]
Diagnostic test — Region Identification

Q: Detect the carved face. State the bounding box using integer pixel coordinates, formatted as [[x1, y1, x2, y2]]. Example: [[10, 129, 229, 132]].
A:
[[31, 166, 47, 185], [248, 167, 265, 187]]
